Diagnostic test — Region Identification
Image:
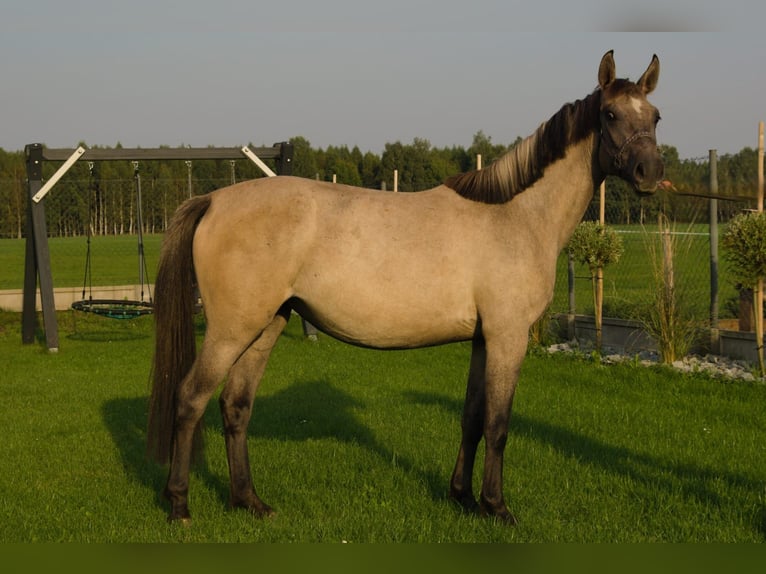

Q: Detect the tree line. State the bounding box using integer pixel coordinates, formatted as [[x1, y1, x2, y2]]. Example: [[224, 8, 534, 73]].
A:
[[0, 133, 760, 238]]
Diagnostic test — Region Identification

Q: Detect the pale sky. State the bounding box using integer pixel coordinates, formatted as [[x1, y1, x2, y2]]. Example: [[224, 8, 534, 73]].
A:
[[1, 1, 764, 160]]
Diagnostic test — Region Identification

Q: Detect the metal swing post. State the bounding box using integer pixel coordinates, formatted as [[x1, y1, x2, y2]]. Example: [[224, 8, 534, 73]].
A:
[[80, 162, 96, 303], [133, 162, 151, 304]]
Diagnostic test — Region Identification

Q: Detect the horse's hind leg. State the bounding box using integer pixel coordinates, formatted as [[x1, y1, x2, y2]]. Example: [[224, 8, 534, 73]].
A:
[[449, 336, 486, 513], [219, 306, 290, 517], [165, 339, 245, 522]]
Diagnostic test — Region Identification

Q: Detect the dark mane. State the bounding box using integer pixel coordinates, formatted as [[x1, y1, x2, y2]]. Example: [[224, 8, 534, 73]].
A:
[[444, 89, 602, 204]]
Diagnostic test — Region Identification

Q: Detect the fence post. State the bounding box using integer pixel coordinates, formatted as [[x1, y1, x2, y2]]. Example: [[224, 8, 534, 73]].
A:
[[757, 122, 765, 375], [595, 181, 606, 350], [709, 149, 720, 353], [567, 252, 576, 339]]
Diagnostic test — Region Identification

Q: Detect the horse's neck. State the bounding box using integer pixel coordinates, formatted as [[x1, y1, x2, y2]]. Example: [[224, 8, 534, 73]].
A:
[[510, 135, 600, 254]]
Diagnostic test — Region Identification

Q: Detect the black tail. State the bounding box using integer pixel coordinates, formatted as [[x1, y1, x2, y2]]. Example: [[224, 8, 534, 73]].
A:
[[146, 195, 212, 464]]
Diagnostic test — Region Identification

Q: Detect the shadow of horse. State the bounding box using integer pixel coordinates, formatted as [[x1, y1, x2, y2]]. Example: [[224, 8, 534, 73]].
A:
[[102, 379, 448, 513], [403, 389, 766, 537]]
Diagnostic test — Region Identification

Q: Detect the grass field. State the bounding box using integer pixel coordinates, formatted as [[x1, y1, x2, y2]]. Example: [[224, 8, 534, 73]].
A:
[[0, 235, 163, 290], [1, 309, 764, 542]]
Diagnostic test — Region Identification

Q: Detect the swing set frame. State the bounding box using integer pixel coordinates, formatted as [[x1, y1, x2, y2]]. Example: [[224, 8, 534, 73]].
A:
[[22, 142, 294, 352]]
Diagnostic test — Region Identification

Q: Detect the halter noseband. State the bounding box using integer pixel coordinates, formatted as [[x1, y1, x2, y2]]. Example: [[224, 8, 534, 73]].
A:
[[604, 129, 655, 170]]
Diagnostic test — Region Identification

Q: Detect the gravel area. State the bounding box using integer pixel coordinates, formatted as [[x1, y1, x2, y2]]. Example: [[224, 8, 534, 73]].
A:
[[545, 340, 762, 383]]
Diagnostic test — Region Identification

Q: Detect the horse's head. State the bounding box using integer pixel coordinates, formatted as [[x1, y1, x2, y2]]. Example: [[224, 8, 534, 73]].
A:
[[597, 50, 664, 194]]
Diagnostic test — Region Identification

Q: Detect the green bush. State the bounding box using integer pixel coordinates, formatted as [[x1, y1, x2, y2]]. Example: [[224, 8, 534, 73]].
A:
[[567, 221, 624, 272], [722, 211, 766, 288], [567, 222, 624, 350]]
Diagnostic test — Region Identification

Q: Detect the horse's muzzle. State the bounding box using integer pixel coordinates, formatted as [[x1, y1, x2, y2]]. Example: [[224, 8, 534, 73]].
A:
[[627, 147, 664, 195]]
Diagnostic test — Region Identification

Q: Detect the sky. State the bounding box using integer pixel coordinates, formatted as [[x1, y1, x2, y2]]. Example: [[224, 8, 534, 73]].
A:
[[1, 1, 765, 160]]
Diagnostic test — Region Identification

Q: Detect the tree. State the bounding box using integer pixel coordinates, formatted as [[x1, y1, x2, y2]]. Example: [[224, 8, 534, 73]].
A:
[[290, 136, 318, 179], [467, 130, 510, 169], [381, 141, 407, 190], [359, 151, 382, 188], [321, 145, 362, 185], [1, 137, 762, 240]]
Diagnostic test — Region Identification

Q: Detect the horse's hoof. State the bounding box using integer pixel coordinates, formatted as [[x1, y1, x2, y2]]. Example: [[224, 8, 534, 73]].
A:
[[479, 499, 518, 526], [497, 511, 518, 526], [167, 514, 192, 527], [231, 499, 276, 519], [448, 491, 480, 514], [255, 507, 276, 519], [481, 508, 518, 526]]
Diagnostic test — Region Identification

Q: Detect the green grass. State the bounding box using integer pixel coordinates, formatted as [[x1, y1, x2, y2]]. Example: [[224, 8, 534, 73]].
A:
[[1, 310, 764, 542], [0, 235, 163, 290]]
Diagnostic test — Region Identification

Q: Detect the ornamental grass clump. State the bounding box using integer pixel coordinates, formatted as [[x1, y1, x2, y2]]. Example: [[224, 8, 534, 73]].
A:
[[568, 221, 623, 351], [639, 214, 700, 365]]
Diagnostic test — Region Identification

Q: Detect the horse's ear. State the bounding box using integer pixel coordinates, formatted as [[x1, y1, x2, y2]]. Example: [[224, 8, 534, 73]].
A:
[[598, 50, 616, 89], [637, 54, 660, 94]]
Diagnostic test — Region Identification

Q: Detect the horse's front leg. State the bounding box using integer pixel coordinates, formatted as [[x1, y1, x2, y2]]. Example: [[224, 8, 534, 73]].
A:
[[449, 336, 486, 514], [219, 310, 289, 517], [478, 332, 527, 525]]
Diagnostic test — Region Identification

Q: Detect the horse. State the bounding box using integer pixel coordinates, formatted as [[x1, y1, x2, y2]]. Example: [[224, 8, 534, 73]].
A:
[[147, 50, 664, 525]]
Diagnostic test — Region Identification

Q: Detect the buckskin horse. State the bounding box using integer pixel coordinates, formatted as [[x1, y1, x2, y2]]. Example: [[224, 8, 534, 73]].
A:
[[148, 50, 664, 525]]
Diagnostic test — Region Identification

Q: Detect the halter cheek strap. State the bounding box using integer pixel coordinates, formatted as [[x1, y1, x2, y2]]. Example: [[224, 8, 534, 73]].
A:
[[608, 130, 654, 170]]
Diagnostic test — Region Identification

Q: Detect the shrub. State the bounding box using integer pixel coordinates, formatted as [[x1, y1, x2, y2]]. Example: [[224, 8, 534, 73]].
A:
[[568, 221, 624, 272], [722, 211, 766, 288], [722, 210, 766, 376], [568, 221, 623, 351]]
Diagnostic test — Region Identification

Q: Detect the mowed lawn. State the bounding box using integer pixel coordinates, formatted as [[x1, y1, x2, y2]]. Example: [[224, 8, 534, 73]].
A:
[[0, 309, 764, 542]]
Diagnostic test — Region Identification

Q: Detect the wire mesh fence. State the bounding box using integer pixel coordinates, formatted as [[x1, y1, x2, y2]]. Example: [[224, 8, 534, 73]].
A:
[[551, 193, 755, 327], [1, 172, 758, 330]]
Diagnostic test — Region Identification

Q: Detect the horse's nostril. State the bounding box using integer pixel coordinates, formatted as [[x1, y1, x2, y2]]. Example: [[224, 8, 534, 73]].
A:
[[635, 163, 645, 181]]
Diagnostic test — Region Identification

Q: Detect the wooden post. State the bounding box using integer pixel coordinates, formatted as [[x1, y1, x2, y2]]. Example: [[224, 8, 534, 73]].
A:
[[185, 161, 193, 198], [599, 180, 606, 226], [709, 150, 720, 352], [756, 122, 765, 375], [393, 169, 398, 192], [567, 253, 576, 340], [22, 144, 59, 351], [276, 141, 294, 176], [595, 180, 606, 351], [758, 122, 764, 212], [595, 265, 603, 351], [476, 154, 482, 171]]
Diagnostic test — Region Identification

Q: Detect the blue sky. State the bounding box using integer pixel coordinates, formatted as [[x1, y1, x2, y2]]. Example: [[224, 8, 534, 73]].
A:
[[1, 1, 764, 159]]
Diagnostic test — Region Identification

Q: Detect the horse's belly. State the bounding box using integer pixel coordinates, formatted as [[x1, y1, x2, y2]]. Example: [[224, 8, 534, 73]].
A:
[[291, 291, 477, 349]]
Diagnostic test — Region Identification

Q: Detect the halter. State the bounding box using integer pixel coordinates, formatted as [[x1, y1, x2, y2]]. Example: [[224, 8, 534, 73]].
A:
[[603, 129, 655, 170]]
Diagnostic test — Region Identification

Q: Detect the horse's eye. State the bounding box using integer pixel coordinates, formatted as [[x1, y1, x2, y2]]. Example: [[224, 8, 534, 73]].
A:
[[606, 111, 616, 122]]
